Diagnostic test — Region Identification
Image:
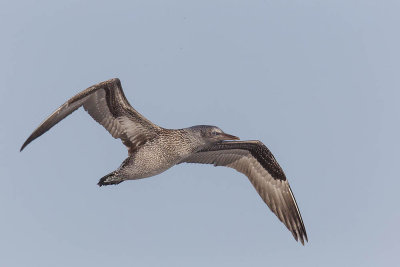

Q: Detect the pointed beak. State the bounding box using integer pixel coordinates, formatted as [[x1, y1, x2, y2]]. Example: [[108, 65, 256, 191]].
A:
[[220, 132, 240, 140]]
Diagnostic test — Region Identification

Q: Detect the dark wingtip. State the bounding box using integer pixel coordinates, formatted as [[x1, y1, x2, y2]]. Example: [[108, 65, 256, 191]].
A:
[[20, 133, 36, 151], [301, 224, 308, 245], [298, 231, 308, 246], [20, 140, 29, 152], [292, 229, 308, 246], [300, 236, 305, 246]]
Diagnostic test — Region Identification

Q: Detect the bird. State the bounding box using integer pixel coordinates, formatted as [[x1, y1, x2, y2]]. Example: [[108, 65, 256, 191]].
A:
[[21, 78, 308, 244]]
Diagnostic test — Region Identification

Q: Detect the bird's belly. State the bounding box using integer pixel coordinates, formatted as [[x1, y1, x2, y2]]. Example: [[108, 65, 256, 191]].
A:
[[122, 148, 184, 180]]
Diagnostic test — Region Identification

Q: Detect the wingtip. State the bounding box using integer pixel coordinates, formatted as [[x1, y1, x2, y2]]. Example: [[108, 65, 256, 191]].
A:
[[20, 142, 28, 152], [292, 229, 308, 246], [301, 224, 308, 245], [300, 236, 305, 246], [20, 136, 33, 152], [299, 232, 308, 246]]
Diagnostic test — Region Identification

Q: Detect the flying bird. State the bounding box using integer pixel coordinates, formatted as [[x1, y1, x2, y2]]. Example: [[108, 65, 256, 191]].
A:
[[21, 78, 308, 244]]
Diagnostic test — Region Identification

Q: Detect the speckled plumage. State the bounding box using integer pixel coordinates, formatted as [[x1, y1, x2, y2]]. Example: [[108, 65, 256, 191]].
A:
[[21, 78, 307, 245]]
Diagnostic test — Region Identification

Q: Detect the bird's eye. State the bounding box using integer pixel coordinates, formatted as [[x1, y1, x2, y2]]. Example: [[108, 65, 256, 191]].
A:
[[211, 130, 219, 136]]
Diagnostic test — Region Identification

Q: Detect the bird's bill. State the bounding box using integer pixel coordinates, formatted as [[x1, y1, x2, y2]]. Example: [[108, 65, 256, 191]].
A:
[[221, 133, 240, 140]]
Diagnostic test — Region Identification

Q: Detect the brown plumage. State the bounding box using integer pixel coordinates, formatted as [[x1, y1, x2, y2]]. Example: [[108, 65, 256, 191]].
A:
[[21, 78, 307, 244]]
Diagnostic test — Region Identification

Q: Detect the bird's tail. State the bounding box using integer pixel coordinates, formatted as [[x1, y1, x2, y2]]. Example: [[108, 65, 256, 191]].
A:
[[98, 171, 124, 186]]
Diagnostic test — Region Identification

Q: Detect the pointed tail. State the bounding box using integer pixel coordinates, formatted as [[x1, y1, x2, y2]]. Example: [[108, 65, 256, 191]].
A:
[[98, 171, 124, 186]]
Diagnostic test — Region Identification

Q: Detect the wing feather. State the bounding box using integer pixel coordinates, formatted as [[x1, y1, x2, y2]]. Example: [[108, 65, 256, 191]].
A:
[[21, 78, 160, 152], [181, 140, 308, 244]]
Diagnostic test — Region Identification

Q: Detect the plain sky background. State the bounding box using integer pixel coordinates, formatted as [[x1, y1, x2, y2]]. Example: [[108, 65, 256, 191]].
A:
[[1, 1, 399, 266]]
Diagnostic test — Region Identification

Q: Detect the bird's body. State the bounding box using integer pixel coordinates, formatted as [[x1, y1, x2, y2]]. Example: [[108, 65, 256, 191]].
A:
[[102, 128, 205, 184], [21, 78, 308, 244]]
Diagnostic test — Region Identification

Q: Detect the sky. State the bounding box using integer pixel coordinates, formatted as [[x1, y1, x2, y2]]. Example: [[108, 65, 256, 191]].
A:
[[1, 1, 400, 266]]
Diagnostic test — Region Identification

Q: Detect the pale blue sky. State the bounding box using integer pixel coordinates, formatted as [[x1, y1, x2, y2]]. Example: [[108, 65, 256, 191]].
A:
[[1, 1, 399, 266]]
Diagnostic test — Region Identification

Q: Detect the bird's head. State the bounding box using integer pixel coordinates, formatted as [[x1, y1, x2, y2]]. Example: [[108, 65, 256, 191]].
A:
[[188, 125, 239, 145]]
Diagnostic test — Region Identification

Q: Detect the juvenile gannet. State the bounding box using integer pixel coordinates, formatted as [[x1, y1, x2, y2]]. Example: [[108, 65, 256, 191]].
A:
[[21, 78, 308, 244]]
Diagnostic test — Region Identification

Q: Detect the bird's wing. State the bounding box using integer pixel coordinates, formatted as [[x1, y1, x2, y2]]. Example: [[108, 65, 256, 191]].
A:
[[21, 78, 160, 152], [180, 140, 307, 244]]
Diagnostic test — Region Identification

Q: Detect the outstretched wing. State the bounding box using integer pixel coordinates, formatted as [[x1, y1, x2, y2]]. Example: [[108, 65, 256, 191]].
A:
[[21, 78, 160, 153], [180, 140, 308, 244]]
